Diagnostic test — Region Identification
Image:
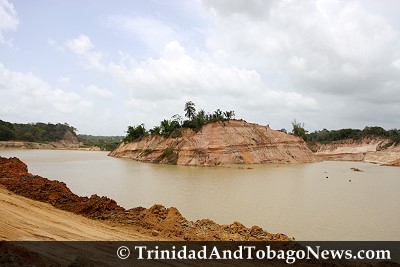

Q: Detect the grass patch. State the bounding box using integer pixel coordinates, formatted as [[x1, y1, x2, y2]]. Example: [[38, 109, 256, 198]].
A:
[[193, 148, 206, 156], [155, 147, 178, 164], [141, 149, 154, 156]]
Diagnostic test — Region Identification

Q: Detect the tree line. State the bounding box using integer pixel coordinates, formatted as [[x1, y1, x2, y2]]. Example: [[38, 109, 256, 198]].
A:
[[123, 101, 236, 142], [289, 119, 400, 145], [0, 120, 78, 142], [78, 134, 123, 151]]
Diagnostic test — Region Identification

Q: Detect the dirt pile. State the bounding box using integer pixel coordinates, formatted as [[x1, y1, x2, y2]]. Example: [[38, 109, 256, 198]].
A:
[[0, 156, 292, 241], [0, 157, 124, 220], [312, 138, 400, 166], [109, 120, 318, 166]]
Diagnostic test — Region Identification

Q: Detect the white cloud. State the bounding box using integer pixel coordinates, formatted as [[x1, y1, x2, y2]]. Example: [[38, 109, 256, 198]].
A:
[[58, 1, 400, 132], [104, 40, 318, 128], [201, 0, 400, 129], [66, 34, 93, 54], [85, 84, 114, 98], [109, 41, 262, 98], [57, 76, 71, 85], [107, 15, 179, 52], [48, 38, 64, 52], [66, 34, 105, 71], [204, 0, 400, 95], [0, 0, 18, 45], [0, 63, 92, 122], [202, 0, 275, 18]]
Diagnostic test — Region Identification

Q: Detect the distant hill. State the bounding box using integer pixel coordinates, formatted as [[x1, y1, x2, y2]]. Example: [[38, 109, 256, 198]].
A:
[[0, 120, 123, 151], [0, 119, 78, 143]]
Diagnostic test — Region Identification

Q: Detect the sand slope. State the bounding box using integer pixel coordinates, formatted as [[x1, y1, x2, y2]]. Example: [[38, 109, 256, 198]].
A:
[[0, 186, 154, 241]]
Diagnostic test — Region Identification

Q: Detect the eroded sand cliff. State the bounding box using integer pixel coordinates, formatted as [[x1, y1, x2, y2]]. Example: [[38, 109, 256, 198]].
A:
[[109, 120, 318, 166], [312, 138, 400, 166]]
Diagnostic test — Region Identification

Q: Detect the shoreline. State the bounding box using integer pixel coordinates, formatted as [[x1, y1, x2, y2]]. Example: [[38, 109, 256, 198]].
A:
[[3, 140, 399, 167], [0, 156, 292, 241], [0, 140, 102, 151]]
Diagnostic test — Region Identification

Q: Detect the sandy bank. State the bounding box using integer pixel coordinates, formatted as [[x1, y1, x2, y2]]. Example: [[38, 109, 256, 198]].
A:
[[0, 186, 155, 241], [312, 138, 400, 166], [0, 140, 100, 151]]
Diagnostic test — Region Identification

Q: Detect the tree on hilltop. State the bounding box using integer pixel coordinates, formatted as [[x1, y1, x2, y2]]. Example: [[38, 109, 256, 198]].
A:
[[184, 101, 196, 120], [292, 119, 307, 140]]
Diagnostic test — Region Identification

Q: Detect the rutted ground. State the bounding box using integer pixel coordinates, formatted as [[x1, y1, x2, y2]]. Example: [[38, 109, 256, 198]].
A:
[[109, 120, 318, 166], [0, 156, 292, 241]]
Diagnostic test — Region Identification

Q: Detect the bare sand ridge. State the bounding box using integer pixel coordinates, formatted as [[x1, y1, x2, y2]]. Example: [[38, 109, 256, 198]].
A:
[[110, 120, 318, 166]]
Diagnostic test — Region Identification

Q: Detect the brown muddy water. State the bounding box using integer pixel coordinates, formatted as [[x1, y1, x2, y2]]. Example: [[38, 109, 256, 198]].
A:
[[1, 149, 399, 241]]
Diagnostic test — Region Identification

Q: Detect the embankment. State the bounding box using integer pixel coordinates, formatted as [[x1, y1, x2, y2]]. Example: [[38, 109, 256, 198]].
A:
[[0, 130, 101, 151], [0, 141, 101, 151], [311, 138, 400, 166], [109, 120, 318, 166]]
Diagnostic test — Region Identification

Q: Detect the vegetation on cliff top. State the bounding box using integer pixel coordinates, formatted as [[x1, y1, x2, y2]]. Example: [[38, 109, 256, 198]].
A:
[[289, 119, 400, 145], [305, 126, 400, 145], [123, 101, 236, 142], [123, 103, 400, 147]]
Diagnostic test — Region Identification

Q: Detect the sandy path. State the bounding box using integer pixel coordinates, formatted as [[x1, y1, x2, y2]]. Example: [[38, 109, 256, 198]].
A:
[[0, 186, 154, 241]]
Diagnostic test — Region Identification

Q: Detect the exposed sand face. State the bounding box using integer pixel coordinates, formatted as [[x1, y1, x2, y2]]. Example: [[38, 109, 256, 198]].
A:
[[313, 138, 400, 166], [110, 120, 318, 166], [0, 186, 154, 241]]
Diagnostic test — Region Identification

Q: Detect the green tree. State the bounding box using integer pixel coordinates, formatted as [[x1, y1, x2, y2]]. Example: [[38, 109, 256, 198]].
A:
[[212, 109, 223, 121], [160, 119, 175, 137], [124, 124, 147, 142], [292, 119, 307, 140], [171, 114, 182, 127], [223, 110, 235, 120], [149, 126, 161, 135], [184, 101, 196, 120], [0, 120, 15, 140]]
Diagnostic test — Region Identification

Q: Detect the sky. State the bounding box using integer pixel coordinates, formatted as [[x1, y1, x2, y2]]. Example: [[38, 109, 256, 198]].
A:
[[1, 0, 400, 135]]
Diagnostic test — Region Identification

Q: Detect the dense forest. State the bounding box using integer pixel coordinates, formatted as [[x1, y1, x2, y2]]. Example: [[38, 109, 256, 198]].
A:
[[0, 120, 77, 142], [0, 119, 122, 151], [124, 101, 236, 142]]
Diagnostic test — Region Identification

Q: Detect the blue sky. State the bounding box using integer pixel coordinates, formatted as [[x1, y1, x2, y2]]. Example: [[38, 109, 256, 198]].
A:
[[1, 0, 400, 135]]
